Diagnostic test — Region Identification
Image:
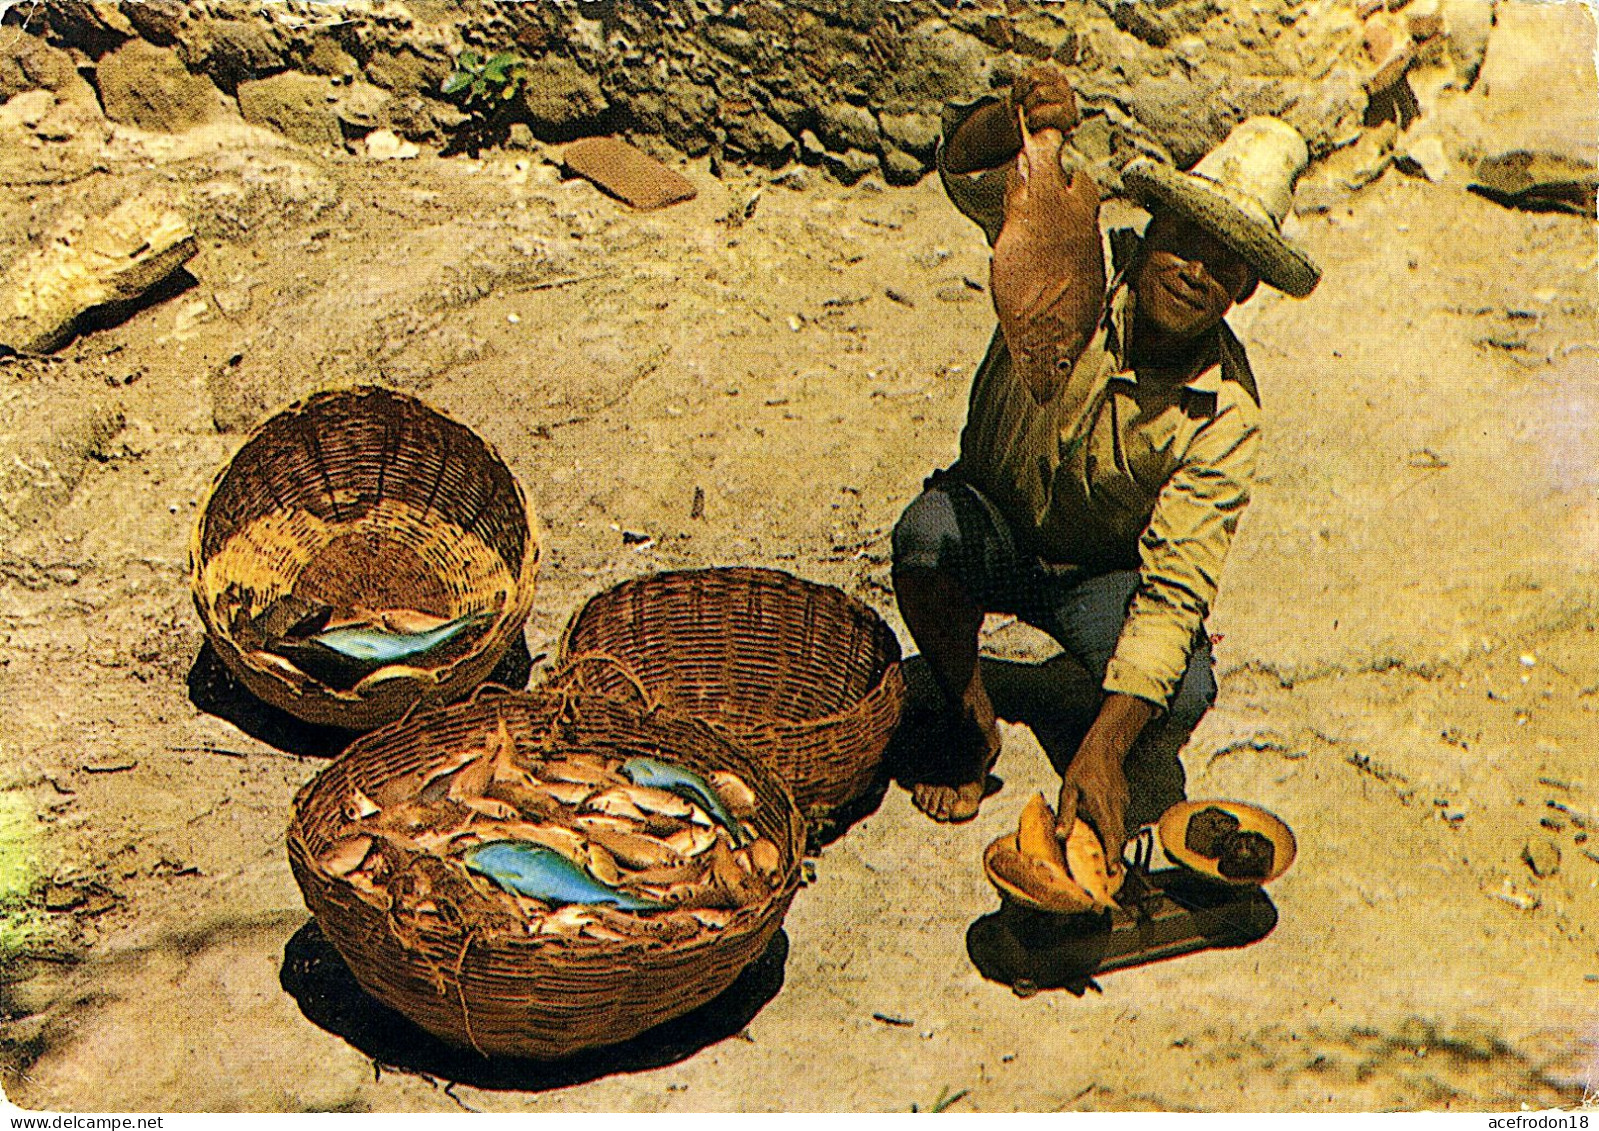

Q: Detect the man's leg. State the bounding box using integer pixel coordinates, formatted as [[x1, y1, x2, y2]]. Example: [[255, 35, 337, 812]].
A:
[[890, 486, 1007, 822]]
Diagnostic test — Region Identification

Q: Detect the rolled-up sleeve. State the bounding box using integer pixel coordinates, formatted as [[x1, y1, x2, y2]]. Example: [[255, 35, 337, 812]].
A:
[[1102, 393, 1259, 708], [937, 98, 1009, 246]]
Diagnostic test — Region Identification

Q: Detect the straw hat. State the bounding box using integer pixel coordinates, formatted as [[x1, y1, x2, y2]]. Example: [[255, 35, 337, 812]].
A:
[[1123, 117, 1321, 298]]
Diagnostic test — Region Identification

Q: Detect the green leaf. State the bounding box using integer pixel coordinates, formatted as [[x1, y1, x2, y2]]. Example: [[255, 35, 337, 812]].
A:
[[482, 51, 518, 82], [470, 77, 487, 98], [441, 71, 471, 95], [456, 49, 481, 69]]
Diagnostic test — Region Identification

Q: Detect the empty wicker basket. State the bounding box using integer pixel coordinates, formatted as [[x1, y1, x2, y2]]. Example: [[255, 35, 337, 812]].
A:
[[286, 687, 805, 1060], [558, 567, 905, 825], [191, 386, 539, 730]]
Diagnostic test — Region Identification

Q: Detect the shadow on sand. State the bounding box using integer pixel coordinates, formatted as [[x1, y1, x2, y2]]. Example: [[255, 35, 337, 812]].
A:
[[186, 634, 535, 758], [279, 919, 790, 1092]]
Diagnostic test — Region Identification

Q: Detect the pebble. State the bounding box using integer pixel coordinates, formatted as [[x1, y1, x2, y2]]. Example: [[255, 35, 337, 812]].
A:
[[1523, 837, 1561, 878]]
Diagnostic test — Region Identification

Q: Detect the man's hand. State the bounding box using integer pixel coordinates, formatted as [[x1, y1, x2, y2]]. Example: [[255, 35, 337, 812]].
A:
[[943, 62, 1081, 174], [1009, 63, 1079, 137], [1055, 693, 1156, 876]]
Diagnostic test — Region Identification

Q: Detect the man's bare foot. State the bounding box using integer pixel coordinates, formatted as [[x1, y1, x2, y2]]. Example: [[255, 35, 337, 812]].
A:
[[910, 712, 1002, 823]]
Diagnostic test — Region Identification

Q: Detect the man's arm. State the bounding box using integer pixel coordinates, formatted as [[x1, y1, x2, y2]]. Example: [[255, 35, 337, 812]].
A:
[[1060, 395, 1262, 868]]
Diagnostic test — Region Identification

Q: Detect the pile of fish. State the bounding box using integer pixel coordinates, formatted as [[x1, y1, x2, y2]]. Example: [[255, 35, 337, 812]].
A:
[[232, 594, 494, 688], [313, 717, 785, 945], [984, 794, 1123, 914]]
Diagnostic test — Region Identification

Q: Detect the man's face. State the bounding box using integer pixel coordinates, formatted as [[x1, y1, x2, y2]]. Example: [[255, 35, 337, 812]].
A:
[[1131, 213, 1257, 339]]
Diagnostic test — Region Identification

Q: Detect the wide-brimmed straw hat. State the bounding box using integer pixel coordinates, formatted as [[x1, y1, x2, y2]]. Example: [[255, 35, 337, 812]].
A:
[[1123, 117, 1321, 298]]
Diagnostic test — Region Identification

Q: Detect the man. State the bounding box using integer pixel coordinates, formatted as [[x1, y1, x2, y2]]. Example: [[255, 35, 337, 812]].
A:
[[891, 64, 1321, 875]]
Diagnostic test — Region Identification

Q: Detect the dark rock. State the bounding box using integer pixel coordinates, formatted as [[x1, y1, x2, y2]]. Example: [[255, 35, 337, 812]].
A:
[[42, 0, 134, 57], [1112, 0, 1173, 48], [704, 22, 759, 61], [790, 0, 886, 32], [798, 127, 826, 165], [821, 146, 878, 184], [881, 146, 926, 186], [362, 44, 451, 98], [117, 0, 186, 47], [188, 19, 286, 94], [302, 38, 360, 79], [817, 99, 878, 153], [722, 108, 795, 167], [766, 96, 814, 136], [517, 54, 609, 140], [333, 81, 391, 137], [237, 71, 344, 149], [0, 32, 99, 107], [95, 38, 227, 132], [879, 109, 940, 161], [881, 19, 992, 106]]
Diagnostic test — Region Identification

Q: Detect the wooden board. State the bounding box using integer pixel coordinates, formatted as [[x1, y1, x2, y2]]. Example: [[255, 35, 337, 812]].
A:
[[562, 137, 698, 211]]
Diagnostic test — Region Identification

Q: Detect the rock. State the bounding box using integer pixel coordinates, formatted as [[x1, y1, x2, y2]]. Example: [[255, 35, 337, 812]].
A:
[[722, 108, 794, 168], [0, 89, 56, 133], [0, 381, 124, 536], [186, 19, 286, 95], [816, 100, 878, 153], [767, 97, 813, 137], [1472, 0, 1598, 156], [1440, 0, 1493, 86], [1469, 150, 1599, 215], [1395, 134, 1451, 181], [1523, 837, 1561, 879], [517, 54, 609, 140], [95, 39, 227, 132], [821, 146, 877, 185], [364, 129, 418, 160], [885, 20, 992, 106], [0, 33, 98, 107], [798, 128, 826, 166], [0, 192, 197, 355], [1011, 12, 1076, 59], [302, 37, 360, 79], [880, 147, 926, 186], [506, 122, 536, 150], [41, 0, 134, 52], [703, 22, 758, 61], [362, 43, 451, 98], [1112, 0, 1173, 48], [237, 72, 344, 149], [333, 81, 391, 136], [879, 110, 940, 161]]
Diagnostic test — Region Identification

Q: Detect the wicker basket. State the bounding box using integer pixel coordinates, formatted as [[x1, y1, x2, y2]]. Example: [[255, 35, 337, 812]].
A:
[[190, 386, 540, 730], [557, 567, 905, 823], [287, 687, 804, 1060]]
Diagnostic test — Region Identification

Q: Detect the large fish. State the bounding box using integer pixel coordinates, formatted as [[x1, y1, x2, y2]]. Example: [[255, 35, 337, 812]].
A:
[[620, 756, 752, 846], [271, 611, 494, 688], [460, 841, 667, 911]]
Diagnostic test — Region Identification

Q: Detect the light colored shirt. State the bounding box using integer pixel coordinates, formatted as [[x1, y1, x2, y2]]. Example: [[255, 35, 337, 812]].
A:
[[938, 104, 1261, 710]]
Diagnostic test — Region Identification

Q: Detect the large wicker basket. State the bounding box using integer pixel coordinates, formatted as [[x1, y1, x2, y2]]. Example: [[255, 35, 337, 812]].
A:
[[286, 686, 805, 1060], [557, 567, 905, 824], [191, 386, 540, 730]]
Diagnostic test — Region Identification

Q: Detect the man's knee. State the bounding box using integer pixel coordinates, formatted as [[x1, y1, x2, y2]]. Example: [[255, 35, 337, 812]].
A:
[[892, 488, 963, 572]]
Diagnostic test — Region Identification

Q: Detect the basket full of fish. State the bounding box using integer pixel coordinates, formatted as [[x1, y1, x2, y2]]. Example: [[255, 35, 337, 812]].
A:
[[558, 567, 905, 828], [286, 686, 804, 1060], [190, 386, 540, 730]]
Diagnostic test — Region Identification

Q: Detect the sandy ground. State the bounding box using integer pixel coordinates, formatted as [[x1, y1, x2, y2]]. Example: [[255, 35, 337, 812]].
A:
[[2, 4, 1598, 1112]]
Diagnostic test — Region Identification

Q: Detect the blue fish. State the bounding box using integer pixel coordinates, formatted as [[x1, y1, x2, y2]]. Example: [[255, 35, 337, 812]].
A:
[[621, 756, 752, 847], [309, 611, 494, 663], [461, 841, 667, 911]]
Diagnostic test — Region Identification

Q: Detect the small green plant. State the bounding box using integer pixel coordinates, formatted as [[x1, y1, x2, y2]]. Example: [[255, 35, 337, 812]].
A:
[[441, 49, 529, 108]]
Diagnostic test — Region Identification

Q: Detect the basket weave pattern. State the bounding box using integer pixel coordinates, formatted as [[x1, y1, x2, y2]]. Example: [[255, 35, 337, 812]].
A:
[[287, 688, 805, 1060], [191, 386, 539, 730], [558, 567, 905, 819]]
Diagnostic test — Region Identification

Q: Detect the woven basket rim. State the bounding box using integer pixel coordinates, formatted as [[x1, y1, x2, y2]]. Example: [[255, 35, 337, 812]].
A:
[[189, 384, 541, 717], [557, 565, 904, 703]]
